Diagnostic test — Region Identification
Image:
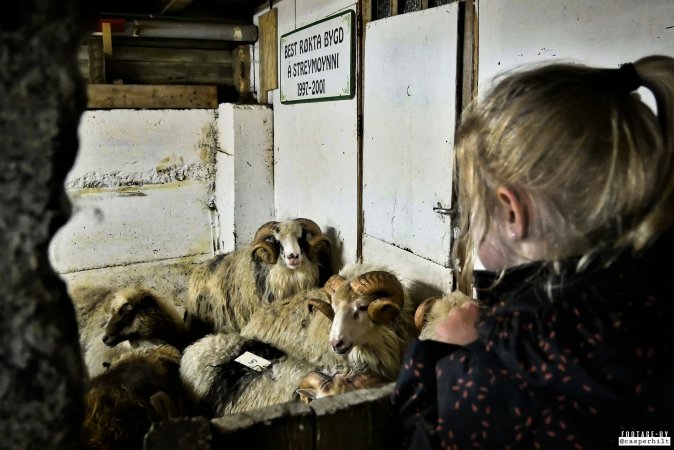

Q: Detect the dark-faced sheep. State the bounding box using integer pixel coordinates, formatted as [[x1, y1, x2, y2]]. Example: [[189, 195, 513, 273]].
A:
[[83, 345, 184, 450], [184, 218, 332, 336], [179, 263, 418, 416], [73, 286, 187, 377]]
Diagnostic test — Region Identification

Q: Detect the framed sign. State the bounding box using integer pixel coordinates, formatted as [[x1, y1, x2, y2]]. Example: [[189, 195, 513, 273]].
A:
[[279, 10, 355, 104]]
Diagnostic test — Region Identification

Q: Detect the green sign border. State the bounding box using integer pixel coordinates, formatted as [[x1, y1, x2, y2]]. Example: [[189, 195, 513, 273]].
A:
[[279, 9, 356, 105]]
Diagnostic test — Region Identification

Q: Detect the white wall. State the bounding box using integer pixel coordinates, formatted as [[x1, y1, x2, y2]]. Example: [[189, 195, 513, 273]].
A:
[[50, 109, 217, 303], [215, 103, 275, 251], [50, 106, 273, 305], [478, 0, 674, 89], [255, 0, 359, 269]]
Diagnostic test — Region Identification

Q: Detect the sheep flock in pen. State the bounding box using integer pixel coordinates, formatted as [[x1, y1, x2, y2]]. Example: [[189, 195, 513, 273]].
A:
[[67, 217, 455, 449]]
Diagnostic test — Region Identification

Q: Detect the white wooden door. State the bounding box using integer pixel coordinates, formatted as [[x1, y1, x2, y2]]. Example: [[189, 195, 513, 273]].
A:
[[362, 4, 459, 297]]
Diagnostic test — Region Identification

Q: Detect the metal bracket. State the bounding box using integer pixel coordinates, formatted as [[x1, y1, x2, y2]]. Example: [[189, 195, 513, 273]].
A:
[[433, 206, 457, 217]]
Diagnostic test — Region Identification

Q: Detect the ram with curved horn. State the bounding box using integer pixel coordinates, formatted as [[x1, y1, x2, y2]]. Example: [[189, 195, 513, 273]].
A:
[[185, 218, 333, 337], [414, 290, 472, 341], [180, 263, 420, 416], [309, 270, 406, 356]]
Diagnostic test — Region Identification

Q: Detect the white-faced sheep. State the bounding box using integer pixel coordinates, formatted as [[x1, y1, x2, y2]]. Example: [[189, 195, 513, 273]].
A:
[[179, 263, 418, 416], [83, 345, 184, 450], [185, 218, 332, 336], [414, 290, 471, 340], [72, 286, 187, 377]]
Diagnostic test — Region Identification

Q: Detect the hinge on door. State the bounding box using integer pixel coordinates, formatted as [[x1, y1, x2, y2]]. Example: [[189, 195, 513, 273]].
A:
[[357, 114, 363, 137]]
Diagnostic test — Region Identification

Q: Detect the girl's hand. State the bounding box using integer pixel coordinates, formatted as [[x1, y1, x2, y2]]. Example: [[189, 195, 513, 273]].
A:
[[433, 302, 480, 345]]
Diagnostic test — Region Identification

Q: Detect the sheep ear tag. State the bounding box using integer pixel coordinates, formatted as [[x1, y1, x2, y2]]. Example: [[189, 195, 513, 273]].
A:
[[235, 351, 272, 372]]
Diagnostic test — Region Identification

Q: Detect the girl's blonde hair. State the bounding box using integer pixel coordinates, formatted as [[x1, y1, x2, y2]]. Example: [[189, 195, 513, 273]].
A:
[[454, 55, 674, 290]]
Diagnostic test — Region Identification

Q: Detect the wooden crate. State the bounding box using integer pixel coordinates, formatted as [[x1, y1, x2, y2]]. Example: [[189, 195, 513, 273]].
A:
[[145, 383, 396, 450]]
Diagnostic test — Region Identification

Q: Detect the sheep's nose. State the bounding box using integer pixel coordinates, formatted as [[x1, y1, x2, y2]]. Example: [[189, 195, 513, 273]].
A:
[[330, 338, 350, 354], [287, 252, 299, 260]]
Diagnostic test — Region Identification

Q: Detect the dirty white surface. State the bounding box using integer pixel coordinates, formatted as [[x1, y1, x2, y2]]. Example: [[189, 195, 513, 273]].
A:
[[51, 182, 214, 272], [50, 106, 274, 300], [215, 104, 274, 251], [361, 4, 458, 294], [478, 0, 674, 92]]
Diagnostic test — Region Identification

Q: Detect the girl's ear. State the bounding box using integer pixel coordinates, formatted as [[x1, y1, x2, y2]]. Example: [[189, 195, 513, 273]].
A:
[[496, 187, 528, 240]]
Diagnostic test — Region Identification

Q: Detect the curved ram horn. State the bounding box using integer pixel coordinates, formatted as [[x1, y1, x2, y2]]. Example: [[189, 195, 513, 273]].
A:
[[307, 298, 335, 320], [323, 274, 347, 295], [367, 299, 401, 324], [294, 218, 323, 237], [307, 235, 332, 264], [414, 296, 442, 331], [250, 242, 279, 265], [250, 221, 280, 264], [350, 271, 404, 324], [252, 221, 280, 244]]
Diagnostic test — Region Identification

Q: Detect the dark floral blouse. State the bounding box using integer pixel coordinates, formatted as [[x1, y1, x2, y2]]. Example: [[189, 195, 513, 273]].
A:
[[390, 232, 674, 450]]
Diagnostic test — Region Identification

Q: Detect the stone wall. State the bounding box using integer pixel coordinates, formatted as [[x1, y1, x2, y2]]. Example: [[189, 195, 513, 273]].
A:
[[0, 1, 91, 448]]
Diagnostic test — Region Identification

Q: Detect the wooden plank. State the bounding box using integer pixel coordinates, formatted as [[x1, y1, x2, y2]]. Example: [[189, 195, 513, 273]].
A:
[[211, 401, 314, 450], [86, 84, 218, 109], [87, 37, 106, 84], [258, 8, 278, 104], [145, 417, 211, 450], [457, 0, 477, 116], [390, 0, 399, 16], [208, 384, 395, 450], [421, 0, 429, 9], [470, 0, 479, 103], [101, 22, 112, 55], [112, 36, 237, 51], [233, 45, 253, 102], [357, 0, 370, 261], [312, 384, 395, 450], [110, 46, 233, 65], [107, 60, 233, 85], [361, 0, 373, 29]]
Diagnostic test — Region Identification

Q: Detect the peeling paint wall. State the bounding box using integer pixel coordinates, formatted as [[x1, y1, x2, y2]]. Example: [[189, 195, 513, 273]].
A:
[[49, 106, 273, 306]]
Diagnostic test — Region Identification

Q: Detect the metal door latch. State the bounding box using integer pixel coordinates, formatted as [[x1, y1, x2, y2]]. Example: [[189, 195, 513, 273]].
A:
[[433, 206, 457, 217]]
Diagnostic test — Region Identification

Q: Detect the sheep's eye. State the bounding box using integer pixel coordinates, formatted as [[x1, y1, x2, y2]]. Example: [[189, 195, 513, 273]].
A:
[[357, 305, 368, 312]]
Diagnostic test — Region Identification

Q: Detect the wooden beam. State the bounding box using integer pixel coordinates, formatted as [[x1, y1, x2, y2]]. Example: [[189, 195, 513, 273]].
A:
[[212, 401, 314, 450], [110, 46, 233, 65], [106, 60, 233, 85], [390, 0, 399, 16], [258, 8, 278, 104], [357, 0, 370, 261], [87, 36, 106, 84], [233, 45, 253, 102], [101, 22, 112, 55], [361, 0, 372, 29], [460, 0, 478, 112], [86, 84, 218, 109]]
